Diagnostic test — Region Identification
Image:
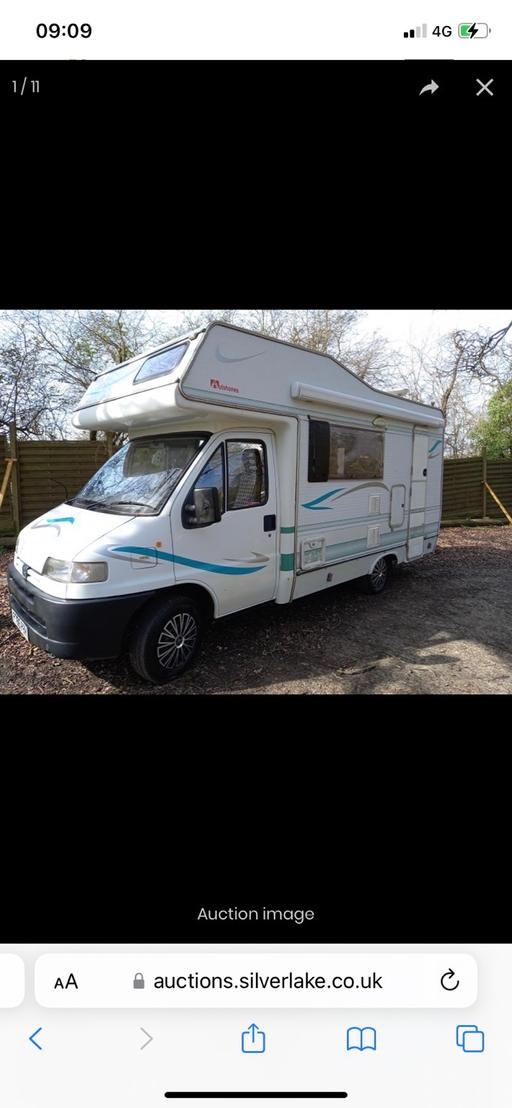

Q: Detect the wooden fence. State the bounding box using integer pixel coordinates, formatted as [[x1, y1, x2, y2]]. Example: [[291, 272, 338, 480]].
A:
[[442, 456, 512, 521], [0, 431, 110, 536]]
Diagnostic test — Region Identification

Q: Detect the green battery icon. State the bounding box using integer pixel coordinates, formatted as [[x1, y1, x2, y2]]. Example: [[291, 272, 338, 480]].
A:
[[459, 22, 489, 37]]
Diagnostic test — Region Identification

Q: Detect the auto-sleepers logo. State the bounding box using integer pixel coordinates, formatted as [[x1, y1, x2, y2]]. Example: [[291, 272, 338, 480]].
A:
[[210, 378, 240, 393]]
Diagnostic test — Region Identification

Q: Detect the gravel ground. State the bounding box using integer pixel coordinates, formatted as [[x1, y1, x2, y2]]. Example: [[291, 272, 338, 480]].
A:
[[1, 526, 512, 694]]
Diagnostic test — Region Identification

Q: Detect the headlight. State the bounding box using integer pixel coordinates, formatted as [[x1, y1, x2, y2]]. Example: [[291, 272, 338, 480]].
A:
[[43, 557, 71, 581], [70, 561, 108, 583], [43, 558, 108, 583]]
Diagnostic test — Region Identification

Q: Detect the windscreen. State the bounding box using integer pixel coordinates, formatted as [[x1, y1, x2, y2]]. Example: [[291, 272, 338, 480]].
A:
[[69, 436, 208, 515]]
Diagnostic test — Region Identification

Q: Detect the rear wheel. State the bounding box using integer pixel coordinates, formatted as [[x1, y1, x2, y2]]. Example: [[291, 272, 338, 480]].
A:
[[129, 594, 203, 683], [361, 556, 389, 595]]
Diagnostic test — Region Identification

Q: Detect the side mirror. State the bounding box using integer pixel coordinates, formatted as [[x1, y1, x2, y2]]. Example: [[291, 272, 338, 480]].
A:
[[183, 486, 222, 528]]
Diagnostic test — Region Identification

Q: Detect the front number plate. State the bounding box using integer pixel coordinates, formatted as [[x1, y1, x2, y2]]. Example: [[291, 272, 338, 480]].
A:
[[12, 608, 29, 641]]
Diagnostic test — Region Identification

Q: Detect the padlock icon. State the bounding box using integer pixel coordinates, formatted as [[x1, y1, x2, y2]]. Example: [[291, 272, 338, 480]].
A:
[[133, 972, 145, 990]]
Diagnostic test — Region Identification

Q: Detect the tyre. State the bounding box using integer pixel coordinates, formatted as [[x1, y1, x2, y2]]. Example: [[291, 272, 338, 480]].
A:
[[129, 594, 203, 683], [360, 556, 389, 595]]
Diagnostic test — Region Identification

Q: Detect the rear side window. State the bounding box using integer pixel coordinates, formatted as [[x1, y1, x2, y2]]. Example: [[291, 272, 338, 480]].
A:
[[133, 342, 188, 384], [329, 425, 384, 479], [227, 442, 267, 510], [308, 420, 384, 481]]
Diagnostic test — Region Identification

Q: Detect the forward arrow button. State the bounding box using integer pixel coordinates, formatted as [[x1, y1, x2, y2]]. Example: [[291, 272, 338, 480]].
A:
[[140, 1027, 153, 1050]]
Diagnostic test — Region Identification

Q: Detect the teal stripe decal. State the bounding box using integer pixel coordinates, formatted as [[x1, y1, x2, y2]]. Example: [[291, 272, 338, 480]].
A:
[[280, 526, 295, 534], [303, 488, 345, 510], [112, 546, 265, 576], [47, 516, 75, 523], [280, 553, 295, 571], [428, 439, 442, 454]]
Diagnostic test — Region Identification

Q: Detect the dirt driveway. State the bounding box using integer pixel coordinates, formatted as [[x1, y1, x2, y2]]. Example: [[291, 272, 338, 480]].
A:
[[1, 526, 511, 694]]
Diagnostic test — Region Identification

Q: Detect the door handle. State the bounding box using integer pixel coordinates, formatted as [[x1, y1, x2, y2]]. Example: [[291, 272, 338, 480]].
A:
[[422, 468, 427, 476], [264, 514, 276, 531]]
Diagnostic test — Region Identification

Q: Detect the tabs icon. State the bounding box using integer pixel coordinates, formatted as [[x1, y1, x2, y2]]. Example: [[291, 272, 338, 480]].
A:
[[456, 1025, 485, 1052]]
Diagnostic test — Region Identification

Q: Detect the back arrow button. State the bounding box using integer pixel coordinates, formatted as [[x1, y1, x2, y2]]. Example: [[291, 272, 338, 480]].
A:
[[419, 80, 439, 95], [29, 1027, 43, 1050]]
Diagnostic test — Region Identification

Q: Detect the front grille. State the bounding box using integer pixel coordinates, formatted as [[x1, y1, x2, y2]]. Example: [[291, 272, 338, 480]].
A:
[[11, 572, 37, 610]]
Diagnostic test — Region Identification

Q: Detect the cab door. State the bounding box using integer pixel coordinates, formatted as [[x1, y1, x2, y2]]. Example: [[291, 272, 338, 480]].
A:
[[171, 432, 279, 616]]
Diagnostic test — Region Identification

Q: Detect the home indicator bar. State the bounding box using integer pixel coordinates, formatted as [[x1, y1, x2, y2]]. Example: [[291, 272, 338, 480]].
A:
[[164, 1095, 348, 1101]]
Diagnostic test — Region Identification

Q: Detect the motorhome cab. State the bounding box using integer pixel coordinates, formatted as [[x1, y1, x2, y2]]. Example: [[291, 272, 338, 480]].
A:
[[8, 323, 445, 683]]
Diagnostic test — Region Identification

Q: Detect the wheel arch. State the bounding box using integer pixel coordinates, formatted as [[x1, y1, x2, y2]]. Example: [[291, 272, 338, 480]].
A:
[[369, 551, 398, 574], [122, 582, 216, 653]]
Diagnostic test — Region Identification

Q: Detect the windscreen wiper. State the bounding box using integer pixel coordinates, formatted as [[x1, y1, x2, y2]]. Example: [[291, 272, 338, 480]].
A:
[[104, 500, 152, 512]]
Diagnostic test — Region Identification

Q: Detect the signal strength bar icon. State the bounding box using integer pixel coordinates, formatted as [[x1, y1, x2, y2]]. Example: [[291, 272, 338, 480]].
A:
[[404, 24, 428, 37]]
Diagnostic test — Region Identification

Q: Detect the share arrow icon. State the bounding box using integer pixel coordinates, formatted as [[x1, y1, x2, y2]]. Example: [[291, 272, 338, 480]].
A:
[[419, 80, 439, 95]]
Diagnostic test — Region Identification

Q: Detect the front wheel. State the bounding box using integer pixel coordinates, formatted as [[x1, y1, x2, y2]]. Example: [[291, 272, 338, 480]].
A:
[[129, 594, 203, 683], [360, 556, 389, 595]]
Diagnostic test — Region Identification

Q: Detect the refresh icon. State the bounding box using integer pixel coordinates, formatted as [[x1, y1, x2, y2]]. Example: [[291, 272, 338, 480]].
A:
[[441, 968, 460, 991]]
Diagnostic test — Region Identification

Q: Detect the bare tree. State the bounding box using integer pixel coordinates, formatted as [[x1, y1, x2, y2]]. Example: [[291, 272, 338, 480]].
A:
[[0, 324, 66, 439], [389, 323, 512, 456], [443, 384, 479, 457], [2, 309, 174, 443]]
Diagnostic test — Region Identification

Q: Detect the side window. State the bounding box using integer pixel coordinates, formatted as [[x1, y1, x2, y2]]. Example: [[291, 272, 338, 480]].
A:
[[227, 441, 267, 510], [133, 342, 188, 383], [329, 425, 384, 480], [308, 420, 384, 481], [194, 444, 225, 510]]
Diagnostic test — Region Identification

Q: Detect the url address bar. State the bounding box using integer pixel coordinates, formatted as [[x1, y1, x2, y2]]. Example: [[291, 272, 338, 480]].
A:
[[35, 953, 477, 1007]]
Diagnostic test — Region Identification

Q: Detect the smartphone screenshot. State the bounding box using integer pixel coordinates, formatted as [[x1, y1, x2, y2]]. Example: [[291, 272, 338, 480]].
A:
[[0, 9, 507, 1108]]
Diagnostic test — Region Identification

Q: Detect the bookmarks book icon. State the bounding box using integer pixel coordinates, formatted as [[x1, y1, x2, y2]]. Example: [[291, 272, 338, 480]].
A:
[[347, 1027, 377, 1051]]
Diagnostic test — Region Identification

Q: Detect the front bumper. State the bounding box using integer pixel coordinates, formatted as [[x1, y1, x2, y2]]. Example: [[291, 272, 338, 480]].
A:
[[7, 562, 155, 660]]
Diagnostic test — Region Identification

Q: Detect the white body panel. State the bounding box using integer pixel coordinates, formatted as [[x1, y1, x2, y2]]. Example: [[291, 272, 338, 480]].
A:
[[14, 324, 443, 631]]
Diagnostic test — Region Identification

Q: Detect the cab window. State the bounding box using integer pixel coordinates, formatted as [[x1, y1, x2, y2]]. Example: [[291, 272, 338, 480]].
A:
[[226, 441, 267, 510]]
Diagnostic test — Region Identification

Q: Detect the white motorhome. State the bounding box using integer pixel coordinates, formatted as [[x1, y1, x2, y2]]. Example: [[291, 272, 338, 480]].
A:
[[8, 323, 444, 683]]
